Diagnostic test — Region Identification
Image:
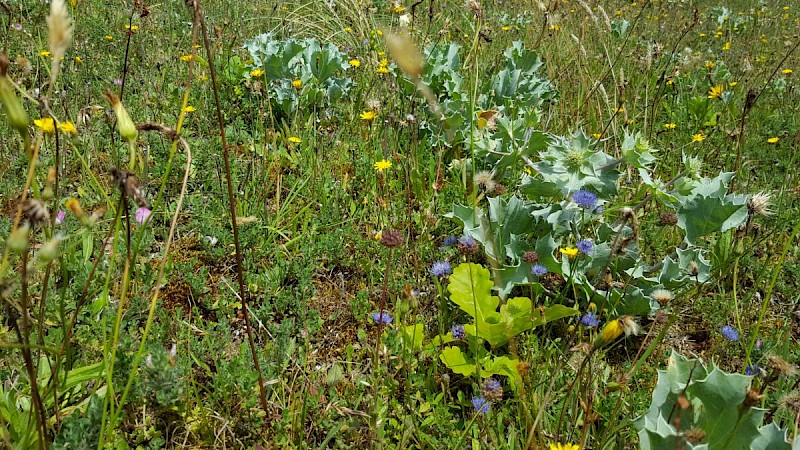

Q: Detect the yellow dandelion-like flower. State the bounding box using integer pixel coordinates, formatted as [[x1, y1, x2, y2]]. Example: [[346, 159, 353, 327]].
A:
[[595, 319, 624, 347], [767, 137, 779, 144], [549, 443, 580, 450], [666, 79, 675, 86], [375, 29, 383, 36], [124, 24, 139, 31], [549, 24, 560, 31], [360, 110, 377, 122], [34, 118, 55, 134], [502, 25, 511, 31], [729, 81, 738, 87], [39, 50, 51, 57], [183, 105, 196, 112], [699, 32, 707, 37], [104, 35, 113, 41], [722, 41, 731, 51], [292, 79, 302, 89], [394, 5, 405, 13], [288, 136, 302, 143], [559, 247, 579, 258], [664, 123, 676, 130], [691, 132, 705, 142], [376, 66, 390, 74], [708, 85, 724, 99], [592, 133, 602, 140], [74, 56, 83, 64], [373, 159, 392, 172], [250, 68, 264, 77], [782, 68, 793, 74], [57, 121, 77, 135], [179, 54, 193, 62], [344, 27, 352, 32], [349, 59, 361, 67], [198, 74, 208, 82], [705, 61, 715, 70]]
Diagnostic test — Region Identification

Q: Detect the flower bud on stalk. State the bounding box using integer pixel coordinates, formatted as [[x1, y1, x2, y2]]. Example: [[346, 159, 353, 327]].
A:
[[103, 89, 139, 170], [0, 54, 30, 142]]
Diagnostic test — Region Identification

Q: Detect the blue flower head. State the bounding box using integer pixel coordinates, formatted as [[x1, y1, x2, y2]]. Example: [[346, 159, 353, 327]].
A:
[[471, 396, 490, 414], [577, 238, 594, 255], [581, 313, 600, 327], [720, 325, 739, 342], [451, 324, 466, 340], [745, 364, 762, 376], [531, 264, 547, 277], [371, 311, 393, 325], [442, 236, 458, 247], [431, 261, 452, 277], [573, 189, 598, 209], [484, 378, 501, 391]]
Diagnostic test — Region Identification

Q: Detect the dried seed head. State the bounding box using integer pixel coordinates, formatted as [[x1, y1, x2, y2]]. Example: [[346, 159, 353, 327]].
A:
[[466, 0, 482, 17], [650, 288, 674, 305], [766, 355, 798, 377], [747, 191, 773, 216], [47, 0, 73, 62], [684, 427, 706, 444], [22, 199, 50, 226], [658, 211, 678, 226], [743, 388, 765, 408], [779, 392, 800, 416], [380, 229, 404, 248], [687, 261, 699, 277], [473, 170, 496, 193], [522, 251, 539, 263], [384, 31, 422, 79], [110, 168, 147, 207], [619, 315, 640, 336]]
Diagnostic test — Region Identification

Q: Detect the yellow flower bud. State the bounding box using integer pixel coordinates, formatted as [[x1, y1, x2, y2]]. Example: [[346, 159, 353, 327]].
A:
[[0, 54, 30, 134], [103, 89, 137, 143], [594, 319, 624, 349]]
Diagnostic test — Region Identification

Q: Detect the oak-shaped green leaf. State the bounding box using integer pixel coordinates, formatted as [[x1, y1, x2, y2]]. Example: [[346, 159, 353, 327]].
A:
[[439, 346, 475, 376]]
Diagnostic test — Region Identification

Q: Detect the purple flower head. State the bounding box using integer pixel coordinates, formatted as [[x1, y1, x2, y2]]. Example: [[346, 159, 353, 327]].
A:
[[573, 189, 598, 209], [371, 311, 393, 325], [720, 325, 739, 342], [55, 210, 66, 225], [113, 78, 123, 86], [13, 23, 23, 31], [457, 235, 480, 255], [134, 207, 151, 225], [471, 396, 490, 414], [484, 378, 501, 391], [442, 236, 458, 247], [451, 324, 466, 340], [531, 264, 547, 277], [577, 238, 593, 255], [745, 364, 762, 376], [581, 312, 600, 327], [430, 261, 452, 277]]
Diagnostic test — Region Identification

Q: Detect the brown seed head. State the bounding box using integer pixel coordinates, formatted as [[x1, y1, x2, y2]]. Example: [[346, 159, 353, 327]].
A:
[[380, 229, 404, 248]]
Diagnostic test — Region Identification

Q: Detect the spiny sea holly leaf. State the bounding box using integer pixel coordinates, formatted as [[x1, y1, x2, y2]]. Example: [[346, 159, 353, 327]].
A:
[[636, 351, 791, 450], [534, 130, 620, 197], [620, 132, 657, 169], [677, 195, 747, 244]]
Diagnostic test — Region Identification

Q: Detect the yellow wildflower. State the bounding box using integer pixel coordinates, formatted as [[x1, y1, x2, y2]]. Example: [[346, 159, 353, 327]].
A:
[[183, 105, 196, 112], [124, 24, 139, 31], [767, 137, 779, 144], [250, 69, 264, 77], [34, 118, 55, 134], [57, 121, 77, 135], [376, 29, 383, 36], [360, 110, 377, 122], [595, 319, 624, 348], [722, 41, 731, 51], [394, 5, 405, 13], [549, 24, 560, 31], [288, 136, 302, 143], [782, 69, 793, 74], [104, 35, 113, 41], [592, 133, 602, 140], [691, 132, 705, 143], [708, 85, 724, 99], [179, 54, 193, 62], [292, 79, 302, 89], [376, 66, 390, 74], [705, 61, 715, 70], [39, 50, 51, 57], [74, 56, 83, 64], [664, 123, 676, 130], [729, 81, 738, 87], [344, 27, 352, 33], [549, 444, 580, 450], [502, 25, 511, 31], [198, 74, 208, 82], [373, 159, 392, 172], [349, 59, 361, 67], [559, 247, 579, 258]]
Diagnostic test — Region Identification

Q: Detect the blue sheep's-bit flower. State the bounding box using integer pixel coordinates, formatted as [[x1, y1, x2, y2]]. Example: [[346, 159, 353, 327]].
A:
[[577, 238, 594, 255], [581, 313, 601, 327], [371, 311, 393, 325], [531, 264, 547, 276], [430, 261, 452, 277], [451, 324, 466, 340], [442, 236, 458, 247], [471, 397, 490, 414], [573, 189, 598, 209], [720, 325, 739, 342]]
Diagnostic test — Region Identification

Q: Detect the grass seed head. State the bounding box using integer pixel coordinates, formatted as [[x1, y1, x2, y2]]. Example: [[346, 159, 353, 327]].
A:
[[47, 0, 73, 62]]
